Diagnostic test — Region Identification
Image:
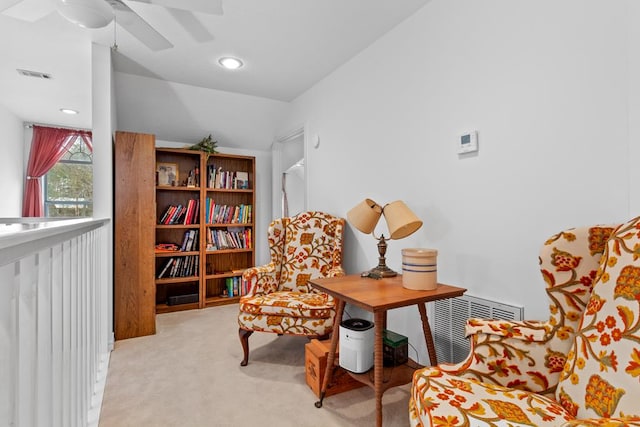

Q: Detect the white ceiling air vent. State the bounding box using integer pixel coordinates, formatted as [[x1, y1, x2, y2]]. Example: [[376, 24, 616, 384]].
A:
[[17, 69, 52, 79]]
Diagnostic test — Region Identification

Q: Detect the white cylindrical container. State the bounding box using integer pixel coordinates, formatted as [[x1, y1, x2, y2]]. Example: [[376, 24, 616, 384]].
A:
[[339, 318, 374, 373], [401, 248, 438, 290]]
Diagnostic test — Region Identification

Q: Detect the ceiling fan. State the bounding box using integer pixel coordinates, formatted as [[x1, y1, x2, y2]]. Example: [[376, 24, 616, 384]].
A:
[[0, 0, 223, 51]]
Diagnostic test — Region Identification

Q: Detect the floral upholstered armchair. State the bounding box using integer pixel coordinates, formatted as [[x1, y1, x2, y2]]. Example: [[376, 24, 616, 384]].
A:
[[238, 211, 345, 366], [410, 217, 640, 426]]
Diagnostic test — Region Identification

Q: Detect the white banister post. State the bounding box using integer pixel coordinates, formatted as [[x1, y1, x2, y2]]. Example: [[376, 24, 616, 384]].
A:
[[36, 249, 53, 427], [17, 255, 37, 427], [0, 262, 17, 426]]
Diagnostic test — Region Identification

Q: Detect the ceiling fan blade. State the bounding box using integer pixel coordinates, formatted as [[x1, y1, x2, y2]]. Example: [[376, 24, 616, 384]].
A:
[[167, 8, 213, 43], [1, 0, 55, 21], [110, 0, 173, 51], [128, 0, 222, 15]]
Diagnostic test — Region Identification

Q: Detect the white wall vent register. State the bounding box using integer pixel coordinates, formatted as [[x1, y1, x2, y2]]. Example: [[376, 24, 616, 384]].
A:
[[430, 294, 524, 364]]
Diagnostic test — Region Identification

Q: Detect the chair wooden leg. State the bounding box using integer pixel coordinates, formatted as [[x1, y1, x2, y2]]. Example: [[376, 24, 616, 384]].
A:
[[239, 329, 253, 366]]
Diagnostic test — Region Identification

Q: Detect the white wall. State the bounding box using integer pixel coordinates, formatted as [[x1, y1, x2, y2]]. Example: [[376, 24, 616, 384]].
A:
[[0, 104, 23, 217], [92, 43, 116, 348], [628, 1, 640, 214], [114, 72, 290, 150], [279, 0, 635, 358]]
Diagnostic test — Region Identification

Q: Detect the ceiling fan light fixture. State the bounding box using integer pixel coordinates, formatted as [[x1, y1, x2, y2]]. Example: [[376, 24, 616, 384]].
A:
[[57, 0, 114, 29], [218, 57, 243, 70]]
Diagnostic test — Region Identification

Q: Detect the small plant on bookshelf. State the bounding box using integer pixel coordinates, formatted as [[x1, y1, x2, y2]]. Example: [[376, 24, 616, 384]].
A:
[[188, 134, 218, 160]]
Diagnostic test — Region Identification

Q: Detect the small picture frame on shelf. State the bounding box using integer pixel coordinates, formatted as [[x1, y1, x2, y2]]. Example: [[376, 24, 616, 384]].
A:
[[157, 162, 178, 186]]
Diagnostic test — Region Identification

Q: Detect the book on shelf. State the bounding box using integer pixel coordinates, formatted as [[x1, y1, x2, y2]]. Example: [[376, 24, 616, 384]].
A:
[[179, 229, 198, 252], [206, 165, 251, 190], [224, 276, 242, 297], [183, 199, 200, 225], [159, 205, 176, 224], [157, 255, 199, 279], [205, 200, 253, 224], [155, 243, 179, 253], [173, 205, 186, 224], [170, 257, 181, 277], [186, 229, 198, 251], [157, 258, 175, 278], [158, 200, 200, 225], [225, 275, 249, 296], [179, 231, 190, 251], [235, 171, 249, 189], [206, 227, 252, 251]]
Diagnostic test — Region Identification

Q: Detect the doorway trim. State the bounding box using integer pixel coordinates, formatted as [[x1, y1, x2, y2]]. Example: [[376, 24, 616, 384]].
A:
[[272, 124, 308, 218]]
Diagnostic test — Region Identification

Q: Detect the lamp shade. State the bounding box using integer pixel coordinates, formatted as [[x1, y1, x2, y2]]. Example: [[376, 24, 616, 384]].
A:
[[383, 200, 422, 239], [347, 198, 382, 234]]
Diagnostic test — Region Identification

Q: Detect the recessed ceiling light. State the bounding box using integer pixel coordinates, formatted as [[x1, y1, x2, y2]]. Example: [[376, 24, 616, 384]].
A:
[[60, 108, 79, 115], [218, 57, 243, 70]]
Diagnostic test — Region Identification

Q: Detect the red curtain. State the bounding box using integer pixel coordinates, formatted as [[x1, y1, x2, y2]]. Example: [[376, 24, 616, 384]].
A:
[[22, 125, 93, 217]]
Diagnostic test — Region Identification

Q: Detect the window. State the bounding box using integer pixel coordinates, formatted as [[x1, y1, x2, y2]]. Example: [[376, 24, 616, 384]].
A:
[[44, 136, 93, 217]]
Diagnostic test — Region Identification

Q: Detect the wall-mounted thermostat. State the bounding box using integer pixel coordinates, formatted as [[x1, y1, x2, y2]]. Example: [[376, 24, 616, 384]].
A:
[[458, 131, 478, 154]]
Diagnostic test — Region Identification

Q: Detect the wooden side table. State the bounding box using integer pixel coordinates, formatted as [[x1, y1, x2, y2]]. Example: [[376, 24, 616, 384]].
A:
[[310, 274, 466, 427]]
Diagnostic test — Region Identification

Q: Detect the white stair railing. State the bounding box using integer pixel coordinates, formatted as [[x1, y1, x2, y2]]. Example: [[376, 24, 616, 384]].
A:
[[0, 218, 111, 427]]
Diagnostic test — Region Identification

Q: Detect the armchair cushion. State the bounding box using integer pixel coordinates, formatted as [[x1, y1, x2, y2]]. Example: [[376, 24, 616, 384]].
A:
[[239, 291, 334, 318]]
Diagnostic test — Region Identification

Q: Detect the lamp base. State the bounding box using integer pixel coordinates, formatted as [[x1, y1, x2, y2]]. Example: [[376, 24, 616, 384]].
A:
[[360, 234, 399, 279], [361, 265, 397, 279]]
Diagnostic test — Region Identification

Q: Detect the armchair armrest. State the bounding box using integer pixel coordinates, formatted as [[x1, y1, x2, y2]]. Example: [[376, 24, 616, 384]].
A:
[[439, 318, 568, 396], [466, 318, 551, 342], [241, 263, 279, 297]]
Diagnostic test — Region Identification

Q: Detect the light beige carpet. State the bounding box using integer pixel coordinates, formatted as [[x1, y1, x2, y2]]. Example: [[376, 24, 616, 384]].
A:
[[99, 304, 411, 427]]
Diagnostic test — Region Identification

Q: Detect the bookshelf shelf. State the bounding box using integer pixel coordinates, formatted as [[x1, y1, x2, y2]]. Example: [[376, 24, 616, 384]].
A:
[[205, 248, 253, 254], [207, 188, 253, 193], [156, 186, 201, 191], [156, 302, 199, 314], [206, 272, 244, 279], [155, 224, 200, 230], [114, 131, 256, 339], [155, 251, 199, 257], [205, 296, 240, 307], [206, 222, 254, 227], [155, 275, 199, 284]]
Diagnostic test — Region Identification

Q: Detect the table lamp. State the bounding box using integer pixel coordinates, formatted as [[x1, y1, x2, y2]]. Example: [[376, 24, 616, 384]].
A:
[[347, 198, 422, 278]]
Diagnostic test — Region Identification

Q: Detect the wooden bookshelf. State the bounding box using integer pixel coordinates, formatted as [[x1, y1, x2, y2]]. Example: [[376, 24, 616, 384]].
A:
[[154, 147, 256, 312], [114, 131, 256, 338], [114, 131, 156, 340]]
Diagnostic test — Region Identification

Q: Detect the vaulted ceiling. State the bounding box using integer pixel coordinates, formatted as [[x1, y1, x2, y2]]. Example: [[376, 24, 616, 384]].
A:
[[0, 0, 429, 146]]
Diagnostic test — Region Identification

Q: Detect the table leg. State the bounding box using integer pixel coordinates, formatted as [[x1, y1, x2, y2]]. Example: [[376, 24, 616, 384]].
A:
[[417, 302, 438, 366], [315, 299, 345, 408], [374, 310, 384, 427]]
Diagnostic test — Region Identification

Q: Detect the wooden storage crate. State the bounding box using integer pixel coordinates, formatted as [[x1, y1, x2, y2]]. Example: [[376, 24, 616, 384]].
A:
[[305, 339, 364, 398]]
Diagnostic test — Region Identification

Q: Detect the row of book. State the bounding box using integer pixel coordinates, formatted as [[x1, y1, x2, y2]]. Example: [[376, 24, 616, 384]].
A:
[[223, 276, 250, 297], [206, 227, 252, 251], [159, 199, 200, 225], [157, 255, 199, 279], [206, 165, 250, 189], [205, 199, 252, 224]]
